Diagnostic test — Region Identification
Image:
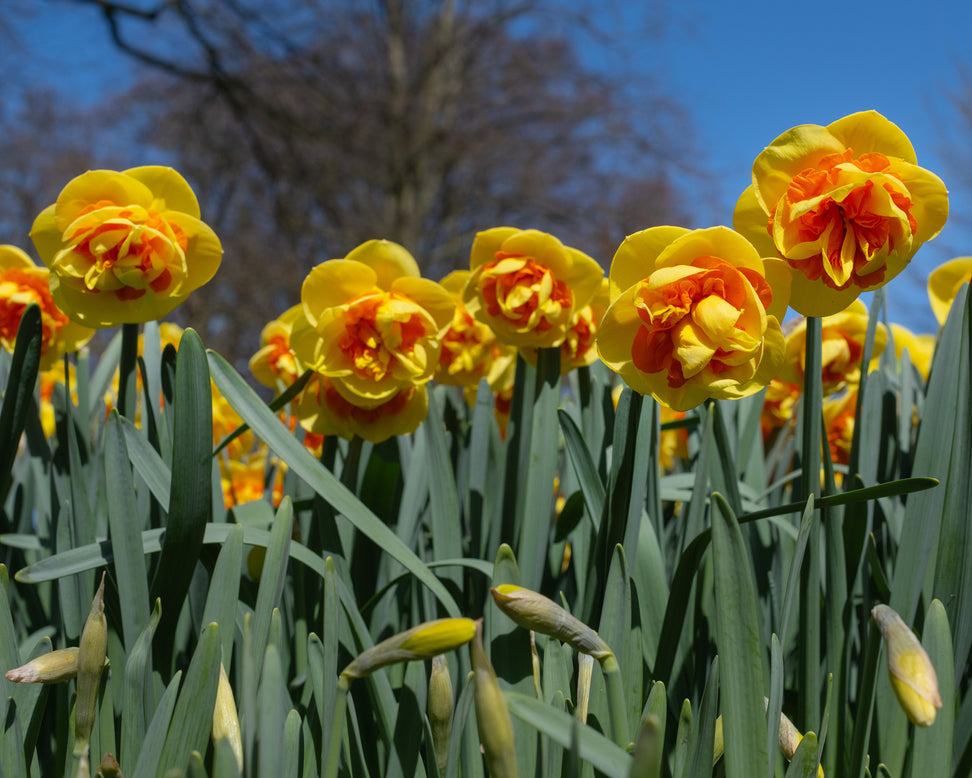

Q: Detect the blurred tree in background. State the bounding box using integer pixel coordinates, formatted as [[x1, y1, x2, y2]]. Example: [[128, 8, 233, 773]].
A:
[[1, 0, 702, 368]]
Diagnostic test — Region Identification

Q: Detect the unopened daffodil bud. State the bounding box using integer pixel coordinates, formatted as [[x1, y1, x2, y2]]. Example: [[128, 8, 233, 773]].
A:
[[490, 585, 612, 659], [471, 621, 517, 777], [428, 654, 454, 776], [341, 618, 476, 680], [872, 603, 942, 726], [74, 572, 108, 756], [5, 647, 106, 684], [714, 707, 825, 777], [212, 662, 243, 772]]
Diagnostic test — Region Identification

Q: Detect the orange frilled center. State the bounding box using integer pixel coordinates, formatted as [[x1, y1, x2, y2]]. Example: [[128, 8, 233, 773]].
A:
[[0, 267, 69, 352], [62, 200, 187, 302], [771, 150, 917, 291], [630, 256, 772, 389], [337, 292, 431, 382], [480, 253, 572, 333]]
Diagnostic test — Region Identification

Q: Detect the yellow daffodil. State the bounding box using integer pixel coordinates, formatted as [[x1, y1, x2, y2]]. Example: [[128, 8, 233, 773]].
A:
[[877, 323, 935, 381], [250, 305, 303, 390], [779, 300, 886, 394], [296, 372, 428, 443], [521, 276, 610, 373], [463, 227, 603, 349], [734, 111, 948, 317], [760, 377, 801, 443], [30, 167, 222, 327], [597, 226, 790, 411], [927, 256, 972, 326], [290, 240, 454, 406], [0, 245, 93, 368], [824, 388, 856, 467], [435, 270, 513, 388]]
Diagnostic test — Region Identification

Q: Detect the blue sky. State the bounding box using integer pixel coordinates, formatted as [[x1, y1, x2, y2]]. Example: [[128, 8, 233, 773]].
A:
[[8, 0, 972, 332]]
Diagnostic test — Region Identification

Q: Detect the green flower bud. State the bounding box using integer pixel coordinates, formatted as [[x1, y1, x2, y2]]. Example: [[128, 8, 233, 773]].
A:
[[428, 654, 454, 775], [74, 572, 107, 757], [341, 618, 476, 680], [471, 622, 517, 777], [872, 603, 942, 727], [490, 585, 612, 659]]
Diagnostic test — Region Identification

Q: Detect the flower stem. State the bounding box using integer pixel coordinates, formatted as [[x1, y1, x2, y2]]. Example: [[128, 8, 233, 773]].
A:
[[324, 675, 350, 778], [600, 652, 629, 749], [118, 322, 140, 420]]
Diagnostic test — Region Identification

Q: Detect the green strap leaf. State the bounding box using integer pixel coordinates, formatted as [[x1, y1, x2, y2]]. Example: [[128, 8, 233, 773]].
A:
[[207, 350, 460, 617], [711, 494, 767, 778]]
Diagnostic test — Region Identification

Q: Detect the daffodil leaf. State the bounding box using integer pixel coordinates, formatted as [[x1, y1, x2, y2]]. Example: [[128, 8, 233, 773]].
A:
[[207, 351, 460, 618], [130, 670, 182, 778], [711, 494, 767, 778], [0, 304, 41, 507], [504, 692, 630, 777]]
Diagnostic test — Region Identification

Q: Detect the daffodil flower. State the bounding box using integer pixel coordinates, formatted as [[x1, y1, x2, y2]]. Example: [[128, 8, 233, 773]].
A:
[[734, 111, 948, 316], [30, 167, 222, 327], [597, 226, 790, 411]]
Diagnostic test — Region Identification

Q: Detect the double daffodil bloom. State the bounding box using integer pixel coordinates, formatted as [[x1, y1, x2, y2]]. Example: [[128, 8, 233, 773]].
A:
[[435, 270, 513, 388], [779, 299, 886, 394], [290, 240, 454, 406], [927, 256, 972, 326], [30, 167, 222, 327], [597, 226, 790, 411], [463, 227, 603, 349], [0, 245, 93, 368], [734, 111, 948, 316], [249, 305, 303, 390]]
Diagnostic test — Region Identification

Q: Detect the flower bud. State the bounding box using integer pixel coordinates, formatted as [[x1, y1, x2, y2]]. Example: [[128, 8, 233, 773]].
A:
[[74, 572, 107, 756], [6, 648, 81, 684], [212, 662, 243, 772], [471, 622, 517, 777], [872, 604, 942, 726], [490, 585, 612, 659], [428, 654, 454, 776], [341, 618, 476, 680]]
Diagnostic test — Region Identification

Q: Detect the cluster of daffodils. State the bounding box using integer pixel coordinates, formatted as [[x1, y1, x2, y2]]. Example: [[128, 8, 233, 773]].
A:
[[0, 110, 963, 484]]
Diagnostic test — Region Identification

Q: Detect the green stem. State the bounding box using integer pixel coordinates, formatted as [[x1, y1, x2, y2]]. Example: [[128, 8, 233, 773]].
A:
[[599, 652, 629, 749], [118, 322, 140, 420], [324, 675, 350, 778]]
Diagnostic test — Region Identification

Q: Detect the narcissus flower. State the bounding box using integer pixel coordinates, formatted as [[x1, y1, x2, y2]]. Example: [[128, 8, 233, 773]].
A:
[[0, 245, 93, 368], [734, 111, 948, 316], [250, 305, 303, 390], [521, 276, 610, 373], [875, 323, 935, 381], [290, 240, 454, 405], [296, 373, 428, 444], [597, 226, 790, 411], [761, 378, 801, 442], [779, 300, 886, 394], [463, 227, 603, 349], [435, 270, 513, 388], [824, 389, 856, 466], [872, 604, 942, 727], [927, 256, 972, 326], [30, 167, 222, 327]]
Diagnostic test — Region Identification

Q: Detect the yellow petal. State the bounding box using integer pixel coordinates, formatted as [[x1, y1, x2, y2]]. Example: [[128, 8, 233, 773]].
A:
[[125, 166, 202, 217], [609, 226, 691, 299], [826, 110, 917, 164], [345, 239, 421, 289]]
